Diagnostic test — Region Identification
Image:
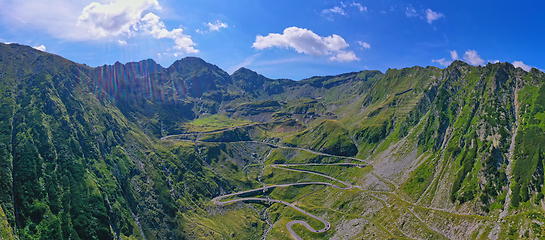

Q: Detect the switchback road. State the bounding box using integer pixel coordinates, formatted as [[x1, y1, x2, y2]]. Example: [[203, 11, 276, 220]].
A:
[[212, 164, 356, 240], [162, 130, 369, 239]]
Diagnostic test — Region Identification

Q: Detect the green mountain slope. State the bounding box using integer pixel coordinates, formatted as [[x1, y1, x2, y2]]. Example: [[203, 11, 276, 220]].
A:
[[283, 119, 357, 157], [2, 42, 545, 239], [0, 43, 241, 239]]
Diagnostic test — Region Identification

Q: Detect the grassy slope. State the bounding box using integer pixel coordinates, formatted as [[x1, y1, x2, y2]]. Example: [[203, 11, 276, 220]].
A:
[[0, 44, 266, 240], [0, 205, 14, 240], [282, 119, 358, 157], [5, 42, 545, 239], [247, 62, 545, 239]]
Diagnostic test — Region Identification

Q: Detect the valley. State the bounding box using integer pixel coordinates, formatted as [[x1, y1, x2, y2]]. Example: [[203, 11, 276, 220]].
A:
[[1, 42, 545, 239], [160, 122, 536, 239]]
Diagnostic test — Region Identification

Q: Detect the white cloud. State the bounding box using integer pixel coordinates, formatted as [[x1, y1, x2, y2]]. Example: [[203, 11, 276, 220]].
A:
[[434, 52, 536, 71], [0, 0, 198, 55], [253, 26, 358, 62], [140, 13, 198, 54], [432, 50, 459, 67], [197, 20, 228, 34], [207, 20, 227, 31], [322, 6, 346, 16], [405, 5, 420, 18], [405, 6, 445, 24], [77, 0, 159, 38], [357, 41, 371, 49], [329, 51, 359, 62], [450, 50, 459, 60], [33, 45, 46, 51], [425, 9, 444, 24], [0, 0, 94, 40], [513, 61, 532, 71], [432, 58, 451, 67], [321, 3, 367, 20], [463, 50, 485, 65], [351, 3, 367, 12]]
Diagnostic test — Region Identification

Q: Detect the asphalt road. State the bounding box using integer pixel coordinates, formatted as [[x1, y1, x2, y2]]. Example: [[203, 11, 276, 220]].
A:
[[250, 141, 369, 164], [161, 137, 369, 164], [212, 164, 356, 240], [162, 129, 367, 239], [159, 123, 259, 141], [213, 196, 331, 240]]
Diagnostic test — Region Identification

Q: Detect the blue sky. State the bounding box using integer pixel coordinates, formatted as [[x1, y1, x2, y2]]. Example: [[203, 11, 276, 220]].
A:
[[0, 0, 543, 80]]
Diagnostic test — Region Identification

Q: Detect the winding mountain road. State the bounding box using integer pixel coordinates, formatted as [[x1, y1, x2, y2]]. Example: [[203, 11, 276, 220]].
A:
[[274, 163, 367, 168], [162, 136, 369, 164], [159, 123, 260, 141], [161, 125, 463, 239], [212, 164, 356, 240], [161, 128, 371, 239], [271, 165, 354, 189], [214, 196, 330, 239], [251, 141, 370, 164]]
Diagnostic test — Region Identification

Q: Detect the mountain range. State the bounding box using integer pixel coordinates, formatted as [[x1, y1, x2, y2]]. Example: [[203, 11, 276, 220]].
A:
[[1, 42, 545, 239]]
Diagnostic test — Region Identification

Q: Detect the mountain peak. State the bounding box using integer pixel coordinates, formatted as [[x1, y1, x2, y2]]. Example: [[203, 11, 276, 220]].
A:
[[170, 56, 207, 67], [232, 67, 259, 77], [167, 56, 225, 75], [449, 60, 470, 68], [4, 43, 545, 240]]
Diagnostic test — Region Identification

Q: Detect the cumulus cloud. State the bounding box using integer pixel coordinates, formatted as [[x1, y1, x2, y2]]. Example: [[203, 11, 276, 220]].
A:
[[0, 0, 198, 54], [513, 61, 532, 71], [33, 45, 46, 51], [76, 0, 198, 54], [0, 0, 95, 40], [253, 27, 358, 62], [330, 51, 359, 62], [426, 9, 444, 24], [140, 13, 198, 53], [357, 41, 371, 49], [463, 50, 485, 65], [78, 0, 159, 38], [450, 50, 459, 60], [434, 51, 537, 70]]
